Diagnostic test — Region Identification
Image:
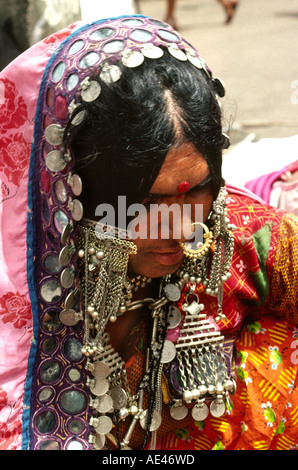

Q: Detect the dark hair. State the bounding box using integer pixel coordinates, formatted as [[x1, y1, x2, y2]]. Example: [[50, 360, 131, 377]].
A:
[[65, 49, 224, 220]]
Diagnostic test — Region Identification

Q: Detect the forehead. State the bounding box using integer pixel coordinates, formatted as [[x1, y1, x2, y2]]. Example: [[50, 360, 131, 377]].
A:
[[150, 142, 209, 194]]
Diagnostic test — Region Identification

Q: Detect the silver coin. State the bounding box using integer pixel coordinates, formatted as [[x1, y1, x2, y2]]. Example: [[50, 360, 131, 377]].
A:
[[100, 64, 122, 84], [93, 433, 105, 450], [91, 378, 109, 397], [61, 223, 73, 244], [141, 44, 163, 59], [45, 150, 67, 172], [164, 283, 181, 302], [168, 46, 187, 61], [69, 174, 83, 196], [210, 399, 226, 418], [71, 109, 86, 126], [70, 199, 83, 221], [186, 52, 204, 69], [64, 290, 77, 309], [161, 340, 176, 364], [59, 308, 79, 326], [191, 402, 209, 421], [170, 403, 188, 420], [81, 80, 101, 102], [58, 246, 72, 266], [167, 306, 182, 329], [44, 123, 64, 146], [121, 50, 144, 68], [109, 385, 127, 409], [95, 415, 113, 435], [139, 409, 162, 431], [95, 394, 114, 413], [60, 267, 75, 288], [92, 361, 111, 379]]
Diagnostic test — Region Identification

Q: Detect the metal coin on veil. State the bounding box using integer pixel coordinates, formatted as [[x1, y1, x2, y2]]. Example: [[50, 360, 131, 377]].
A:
[[161, 340, 176, 364], [94, 433, 105, 450], [61, 223, 73, 244], [186, 51, 204, 69], [45, 150, 67, 172], [164, 283, 181, 302], [71, 109, 86, 126], [109, 385, 127, 409], [191, 402, 209, 421], [64, 290, 77, 309], [167, 306, 182, 329], [141, 44, 163, 59], [58, 245, 73, 266], [44, 124, 64, 146], [92, 361, 111, 379], [170, 403, 188, 420], [81, 80, 101, 102], [95, 415, 113, 435], [121, 50, 144, 68], [91, 378, 109, 397], [60, 267, 75, 288], [140, 409, 162, 432], [70, 199, 83, 221], [95, 394, 113, 413], [100, 64, 122, 84], [69, 174, 82, 196], [210, 399, 226, 418], [59, 308, 79, 326], [168, 45, 187, 61]]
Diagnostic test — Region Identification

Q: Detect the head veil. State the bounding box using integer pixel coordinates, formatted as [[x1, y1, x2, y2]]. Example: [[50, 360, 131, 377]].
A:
[[0, 15, 224, 450]]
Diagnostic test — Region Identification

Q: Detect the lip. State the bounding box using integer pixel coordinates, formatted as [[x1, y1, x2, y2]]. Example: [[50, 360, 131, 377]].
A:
[[149, 247, 184, 266]]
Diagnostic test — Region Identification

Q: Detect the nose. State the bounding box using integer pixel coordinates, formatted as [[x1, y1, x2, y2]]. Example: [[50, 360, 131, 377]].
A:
[[147, 196, 203, 244]]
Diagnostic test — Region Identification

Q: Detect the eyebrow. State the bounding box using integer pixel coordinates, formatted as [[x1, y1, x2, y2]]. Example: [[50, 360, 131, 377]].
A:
[[147, 173, 212, 199]]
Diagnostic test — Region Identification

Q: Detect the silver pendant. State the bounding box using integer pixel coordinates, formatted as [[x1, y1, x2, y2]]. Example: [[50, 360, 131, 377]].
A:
[[60, 267, 75, 288], [81, 80, 101, 102], [191, 402, 209, 421], [95, 415, 113, 435], [44, 123, 64, 146], [93, 433, 105, 450], [45, 150, 67, 172], [92, 361, 111, 379], [161, 340, 176, 363], [170, 402, 188, 420], [164, 283, 181, 302], [121, 50, 144, 68], [100, 64, 122, 84], [59, 308, 79, 326], [58, 245, 74, 266], [90, 378, 109, 397], [139, 409, 162, 432], [182, 300, 203, 315], [210, 398, 226, 418], [167, 306, 182, 329], [95, 394, 114, 413], [109, 385, 127, 410]]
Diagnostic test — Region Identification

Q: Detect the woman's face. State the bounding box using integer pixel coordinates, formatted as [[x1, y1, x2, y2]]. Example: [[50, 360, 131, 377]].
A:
[[128, 142, 214, 278]]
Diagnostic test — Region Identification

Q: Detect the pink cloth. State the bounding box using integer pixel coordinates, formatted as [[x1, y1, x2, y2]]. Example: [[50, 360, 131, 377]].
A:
[[0, 22, 81, 450]]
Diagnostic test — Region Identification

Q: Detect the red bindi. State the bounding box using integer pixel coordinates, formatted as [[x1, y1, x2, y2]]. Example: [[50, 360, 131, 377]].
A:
[[178, 181, 190, 194]]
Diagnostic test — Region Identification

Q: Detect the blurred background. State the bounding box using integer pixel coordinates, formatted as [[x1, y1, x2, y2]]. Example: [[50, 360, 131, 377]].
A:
[[1, 0, 297, 208]]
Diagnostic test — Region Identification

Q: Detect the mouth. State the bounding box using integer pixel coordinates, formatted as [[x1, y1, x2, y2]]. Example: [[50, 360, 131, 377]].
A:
[[149, 247, 184, 266]]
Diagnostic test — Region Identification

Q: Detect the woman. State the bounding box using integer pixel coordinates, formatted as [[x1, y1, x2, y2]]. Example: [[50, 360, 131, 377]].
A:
[[0, 15, 298, 451]]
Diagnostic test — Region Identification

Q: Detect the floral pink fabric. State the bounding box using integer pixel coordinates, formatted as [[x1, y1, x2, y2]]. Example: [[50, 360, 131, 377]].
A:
[[0, 22, 81, 450]]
